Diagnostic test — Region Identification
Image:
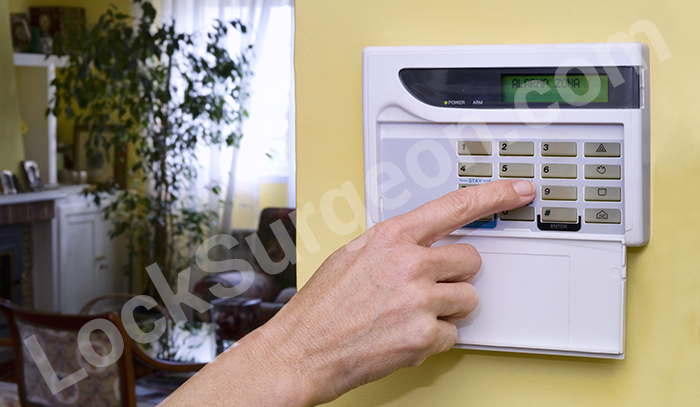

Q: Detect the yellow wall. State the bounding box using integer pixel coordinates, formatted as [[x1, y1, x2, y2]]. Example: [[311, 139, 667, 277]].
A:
[[8, 0, 132, 145], [0, 0, 26, 177], [295, 0, 700, 405]]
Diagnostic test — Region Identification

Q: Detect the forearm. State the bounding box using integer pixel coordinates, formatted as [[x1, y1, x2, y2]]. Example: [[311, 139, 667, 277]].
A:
[[161, 318, 317, 407]]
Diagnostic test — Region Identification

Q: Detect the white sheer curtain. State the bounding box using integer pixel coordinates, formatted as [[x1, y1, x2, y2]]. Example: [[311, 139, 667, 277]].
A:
[[158, 0, 295, 231]]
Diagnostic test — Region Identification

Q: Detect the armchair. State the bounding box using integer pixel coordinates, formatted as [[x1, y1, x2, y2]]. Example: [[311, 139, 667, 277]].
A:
[[0, 299, 204, 407]]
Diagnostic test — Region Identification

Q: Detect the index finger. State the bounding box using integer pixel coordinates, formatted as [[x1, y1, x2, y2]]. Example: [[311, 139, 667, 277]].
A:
[[391, 179, 535, 246]]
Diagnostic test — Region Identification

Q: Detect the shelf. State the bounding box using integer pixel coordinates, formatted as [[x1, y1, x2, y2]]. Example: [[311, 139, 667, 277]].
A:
[[0, 190, 66, 206], [13, 53, 68, 68]]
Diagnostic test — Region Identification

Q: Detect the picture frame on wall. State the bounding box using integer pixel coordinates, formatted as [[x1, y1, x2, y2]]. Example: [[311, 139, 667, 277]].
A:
[[74, 126, 127, 187], [1, 171, 18, 196], [10, 13, 32, 53], [22, 160, 44, 192]]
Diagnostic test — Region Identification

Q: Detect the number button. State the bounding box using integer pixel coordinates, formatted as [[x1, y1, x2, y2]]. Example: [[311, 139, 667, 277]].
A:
[[499, 142, 534, 156], [541, 164, 577, 179], [458, 163, 492, 177], [499, 206, 535, 221], [499, 163, 534, 178], [457, 141, 492, 156], [541, 142, 577, 157], [541, 185, 577, 201]]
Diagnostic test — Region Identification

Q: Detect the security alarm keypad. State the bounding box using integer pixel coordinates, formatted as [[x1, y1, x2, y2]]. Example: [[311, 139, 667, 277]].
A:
[[363, 44, 650, 359], [457, 136, 625, 234]]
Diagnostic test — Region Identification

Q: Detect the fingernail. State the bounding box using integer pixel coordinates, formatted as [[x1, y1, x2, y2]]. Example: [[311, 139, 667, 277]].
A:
[[513, 180, 535, 197]]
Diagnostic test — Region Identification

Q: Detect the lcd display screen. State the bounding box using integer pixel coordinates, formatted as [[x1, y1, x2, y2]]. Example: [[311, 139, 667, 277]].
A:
[[501, 74, 609, 104]]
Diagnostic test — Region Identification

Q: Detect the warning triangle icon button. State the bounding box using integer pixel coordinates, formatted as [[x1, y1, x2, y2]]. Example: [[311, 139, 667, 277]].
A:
[[596, 143, 607, 153]]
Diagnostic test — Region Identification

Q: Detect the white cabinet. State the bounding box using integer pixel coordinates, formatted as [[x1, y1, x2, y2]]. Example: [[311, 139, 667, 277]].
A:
[[56, 191, 127, 313]]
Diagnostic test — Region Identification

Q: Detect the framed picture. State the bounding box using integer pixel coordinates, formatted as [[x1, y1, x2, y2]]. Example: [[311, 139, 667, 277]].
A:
[[74, 126, 127, 187], [22, 160, 44, 192], [1, 171, 18, 195], [10, 13, 31, 53]]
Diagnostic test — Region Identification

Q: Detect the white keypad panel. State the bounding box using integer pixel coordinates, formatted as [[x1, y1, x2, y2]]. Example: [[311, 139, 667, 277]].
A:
[[378, 123, 625, 236]]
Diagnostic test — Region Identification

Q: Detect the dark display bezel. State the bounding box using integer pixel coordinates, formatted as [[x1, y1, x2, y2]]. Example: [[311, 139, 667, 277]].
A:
[[398, 67, 639, 109]]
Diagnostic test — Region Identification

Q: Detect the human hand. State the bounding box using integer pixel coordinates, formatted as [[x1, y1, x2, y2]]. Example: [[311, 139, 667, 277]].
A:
[[265, 179, 536, 405], [162, 179, 535, 407]]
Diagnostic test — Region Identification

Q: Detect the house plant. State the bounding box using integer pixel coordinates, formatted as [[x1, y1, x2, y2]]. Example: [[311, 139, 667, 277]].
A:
[[50, 0, 251, 293]]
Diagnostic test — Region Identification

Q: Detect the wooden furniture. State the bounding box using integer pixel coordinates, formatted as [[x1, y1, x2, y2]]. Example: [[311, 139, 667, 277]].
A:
[[0, 299, 205, 407]]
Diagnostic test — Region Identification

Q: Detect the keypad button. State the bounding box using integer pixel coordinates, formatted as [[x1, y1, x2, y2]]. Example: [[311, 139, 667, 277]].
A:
[[457, 141, 492, 156], [541, 207, 578, 223], [458, 163, 492, 177], [499, 163, 534, 178], [584, 164, 621, 179], [541, 164, 577, 179], [541, 142, 577, 157], [584, 142, 621, 157], [499, 206, 535, 221], [541, 186, 577, 201], [584, 186, 621, 202], [585, 208, 622, 224], [499, 142, 534, 156]]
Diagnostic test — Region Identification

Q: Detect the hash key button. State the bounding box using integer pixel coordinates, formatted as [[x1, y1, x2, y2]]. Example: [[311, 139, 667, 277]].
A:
[[541, 207, 578, 223], [584, 142, 621, 157], [584, 164, 621, 180]]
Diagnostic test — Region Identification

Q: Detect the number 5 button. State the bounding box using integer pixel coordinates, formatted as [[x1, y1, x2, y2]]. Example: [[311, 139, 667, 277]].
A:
[[499, 163, 534, 178]]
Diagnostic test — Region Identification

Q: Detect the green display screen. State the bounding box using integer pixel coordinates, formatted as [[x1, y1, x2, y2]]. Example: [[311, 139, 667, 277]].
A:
[[501, 74, 609, 104]]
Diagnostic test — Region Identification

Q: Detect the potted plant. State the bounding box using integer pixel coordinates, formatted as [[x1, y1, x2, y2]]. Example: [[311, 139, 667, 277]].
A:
[[51, 0, 251, 293]]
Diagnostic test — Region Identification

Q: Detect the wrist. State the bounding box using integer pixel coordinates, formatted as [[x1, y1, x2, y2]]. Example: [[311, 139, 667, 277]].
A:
[[226, 317, 319, 407]]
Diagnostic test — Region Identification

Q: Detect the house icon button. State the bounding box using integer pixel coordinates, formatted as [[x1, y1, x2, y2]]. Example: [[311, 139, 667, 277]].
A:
[[596, 210, 608, 220]]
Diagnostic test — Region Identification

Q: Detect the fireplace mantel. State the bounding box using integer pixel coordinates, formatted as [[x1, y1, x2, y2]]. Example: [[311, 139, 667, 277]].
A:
[[0, 191, 65, 226], [0, 191, 65, 207]]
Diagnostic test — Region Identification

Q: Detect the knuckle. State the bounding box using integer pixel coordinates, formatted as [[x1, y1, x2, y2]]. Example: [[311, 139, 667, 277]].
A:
[[462, 284, 479, 314], [370, 222, 394, 242], [408, 353, 429, 368], [409, 320, 439, 352], [442, 190, 476, 226], [397, 250, 428, 277], [461, 244, 482, 271], [488, 181, 515, 208], [443, 324, 458, 351]]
